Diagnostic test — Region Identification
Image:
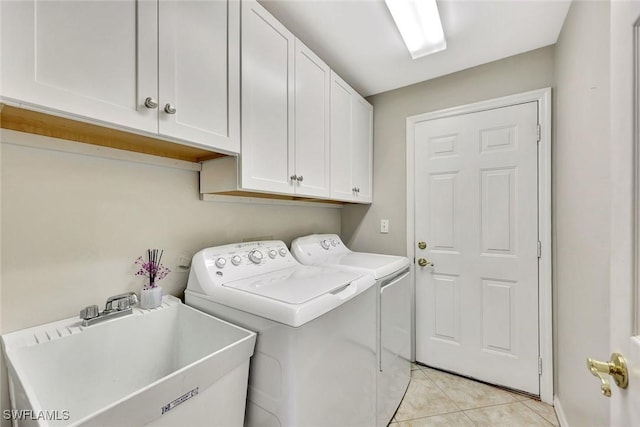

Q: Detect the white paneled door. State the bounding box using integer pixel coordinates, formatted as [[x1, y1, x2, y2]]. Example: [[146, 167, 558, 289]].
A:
[[608, 2, 640, 424], [414, 102, 540, 394]]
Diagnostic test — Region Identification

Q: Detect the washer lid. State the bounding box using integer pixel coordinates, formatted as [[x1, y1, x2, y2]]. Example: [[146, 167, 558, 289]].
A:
[[325, 252, 410, 279], [222, 265, 363, 304]]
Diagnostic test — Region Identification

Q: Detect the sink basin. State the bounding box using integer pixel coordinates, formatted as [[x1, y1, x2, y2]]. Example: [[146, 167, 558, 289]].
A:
[[2, 295, 256, 427]]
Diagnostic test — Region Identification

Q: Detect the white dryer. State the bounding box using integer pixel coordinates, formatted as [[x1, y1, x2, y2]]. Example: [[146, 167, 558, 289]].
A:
[[185, 240, 377, 427], [291, 234, 411, 427]]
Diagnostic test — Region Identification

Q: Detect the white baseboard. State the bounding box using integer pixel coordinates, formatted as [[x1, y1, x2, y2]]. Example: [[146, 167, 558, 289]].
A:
[[554, 395, 569, 427]]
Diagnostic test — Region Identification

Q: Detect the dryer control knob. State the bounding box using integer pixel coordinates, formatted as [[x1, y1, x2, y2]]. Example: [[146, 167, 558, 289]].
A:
[[215, 257, 227, 268], [248, 250, 263, 264], [231, 255, 242, 266], [321, 239, 331, 250], [279, 248, 287, 257], [331, 239, 338, 247], [268, 249, 277, 259]]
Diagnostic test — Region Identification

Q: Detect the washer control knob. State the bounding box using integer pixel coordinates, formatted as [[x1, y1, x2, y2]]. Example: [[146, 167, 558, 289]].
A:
[[279, 248, 287, 257], [215, 257, 227, 268], [231, 255, 242, 266], [248, 250, 263, 264], [331, 239, 338, 247], [321, 239, 331, 250], [268, 249, 277, 259]]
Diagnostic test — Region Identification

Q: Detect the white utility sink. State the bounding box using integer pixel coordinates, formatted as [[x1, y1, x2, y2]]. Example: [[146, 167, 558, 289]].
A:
[[2, 295, 256, 427]]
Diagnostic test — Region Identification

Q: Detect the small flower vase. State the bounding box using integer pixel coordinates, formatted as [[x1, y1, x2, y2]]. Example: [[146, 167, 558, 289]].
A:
[[140, 286, 163, 309]]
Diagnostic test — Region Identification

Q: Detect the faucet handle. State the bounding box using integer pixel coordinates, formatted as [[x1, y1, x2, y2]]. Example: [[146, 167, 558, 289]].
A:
[[80, 305, 100, 320], [105, 292, 138, 311], [116, 294, 138, 310]]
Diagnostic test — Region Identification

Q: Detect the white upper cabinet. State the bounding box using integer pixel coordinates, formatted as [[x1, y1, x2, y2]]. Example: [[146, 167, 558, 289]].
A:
[[158, 0, 239, 152], [240, 0, 330, 198], [330, 75, 354, 200], [1, 0, 239, 153], [240, 0, 295, 194], [351, 96, 373, 201], [293, 40, 331, 198], [1, 0, 157, 133], [330, 72, 373, 203]]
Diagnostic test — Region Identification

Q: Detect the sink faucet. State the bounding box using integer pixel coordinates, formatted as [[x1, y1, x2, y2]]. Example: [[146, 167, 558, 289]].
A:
[[80, 292, 138, 327]]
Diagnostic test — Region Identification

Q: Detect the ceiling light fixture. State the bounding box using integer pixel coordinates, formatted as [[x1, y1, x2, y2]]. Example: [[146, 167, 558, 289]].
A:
[[384, 0, 447, 59]]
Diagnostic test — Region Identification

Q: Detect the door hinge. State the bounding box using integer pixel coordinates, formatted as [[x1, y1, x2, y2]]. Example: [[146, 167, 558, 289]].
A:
[[536, 124, 541, 142], [537, 241, 542, 258], [538, 357, 543, 375]]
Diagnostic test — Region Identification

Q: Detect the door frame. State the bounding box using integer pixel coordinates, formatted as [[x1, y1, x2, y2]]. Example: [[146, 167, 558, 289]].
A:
[[406, 87, 552, 403]]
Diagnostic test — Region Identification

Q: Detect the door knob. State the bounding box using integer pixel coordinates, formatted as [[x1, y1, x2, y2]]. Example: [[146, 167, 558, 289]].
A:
[[418, 258, 434, 267], [587, 353, 628, 397], [418, 241, 427, 250]]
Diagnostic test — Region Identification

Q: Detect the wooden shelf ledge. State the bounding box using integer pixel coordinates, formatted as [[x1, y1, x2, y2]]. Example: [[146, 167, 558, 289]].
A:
[[201, 192, 344, 208], [0, 104, 228, 163]]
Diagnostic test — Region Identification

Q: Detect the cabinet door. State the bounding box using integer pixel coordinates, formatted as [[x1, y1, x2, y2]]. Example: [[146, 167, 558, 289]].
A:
[[294, 40, 330, 198], [240, 0, 295, 194], [352, 96, 373, 203], [158, 0, 239, 153], [330, 72, 355, 201], [0, 0, 157, 133]]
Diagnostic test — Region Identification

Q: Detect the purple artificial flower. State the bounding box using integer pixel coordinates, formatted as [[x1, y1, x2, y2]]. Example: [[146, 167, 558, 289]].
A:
[[135, 250, 171, 289]]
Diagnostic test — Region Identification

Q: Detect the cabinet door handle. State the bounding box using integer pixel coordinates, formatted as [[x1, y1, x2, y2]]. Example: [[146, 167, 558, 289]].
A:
[[290, 174, 298, 182], [164, 103, 177, 114], [297, 175, 304, 182], [144, 97, 158, 109]]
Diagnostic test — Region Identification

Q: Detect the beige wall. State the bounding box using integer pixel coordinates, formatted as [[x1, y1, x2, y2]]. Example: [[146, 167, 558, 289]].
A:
[[341, 46, 555, 255], [0, 138, 340, 421], [553, 1, 610, 425]]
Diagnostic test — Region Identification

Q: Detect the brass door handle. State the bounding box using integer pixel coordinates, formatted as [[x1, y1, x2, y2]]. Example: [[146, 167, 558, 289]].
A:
[[418, 241, 427, 250], [418, 258, 434, 267], [587, 353, 628, 397]]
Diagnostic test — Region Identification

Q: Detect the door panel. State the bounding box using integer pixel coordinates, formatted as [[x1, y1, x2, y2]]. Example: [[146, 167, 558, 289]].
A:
[[330, 75, 353, 200], [294, 40, 330, 198], [158, 0, 239, 152], [240, 0, 294, 193], [609, 2, 640, 424], [0, 0, 157, 133], [414, 102, 539, 394], [352, 96, 373, 202]]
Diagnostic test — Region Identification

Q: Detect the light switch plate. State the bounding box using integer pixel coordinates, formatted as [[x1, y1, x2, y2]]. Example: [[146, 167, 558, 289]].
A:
[[380, 219, 389, 234]]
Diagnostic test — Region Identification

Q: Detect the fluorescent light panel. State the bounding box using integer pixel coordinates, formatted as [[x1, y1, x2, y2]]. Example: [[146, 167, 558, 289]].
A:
[[385, 0, 446, 59]]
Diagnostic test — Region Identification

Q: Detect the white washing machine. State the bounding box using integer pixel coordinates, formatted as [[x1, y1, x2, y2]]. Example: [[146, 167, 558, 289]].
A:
[[185, 240, 377, 427], [291, 234, 411, 427]]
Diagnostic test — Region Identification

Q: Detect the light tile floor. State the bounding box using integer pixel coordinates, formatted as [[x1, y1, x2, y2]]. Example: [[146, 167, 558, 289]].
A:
[[389, 363, 559, 426]]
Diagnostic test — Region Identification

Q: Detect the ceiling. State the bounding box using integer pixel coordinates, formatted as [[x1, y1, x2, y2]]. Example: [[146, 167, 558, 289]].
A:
[[258, 0, 571, 97]]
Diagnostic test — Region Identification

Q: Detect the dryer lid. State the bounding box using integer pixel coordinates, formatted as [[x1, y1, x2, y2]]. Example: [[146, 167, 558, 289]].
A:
[[324, 252, 410, 279], [222, 265, 363, 304]]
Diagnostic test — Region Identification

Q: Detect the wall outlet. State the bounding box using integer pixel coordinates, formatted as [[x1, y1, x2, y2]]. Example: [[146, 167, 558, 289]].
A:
[[177, 254, 192, 270], [380, 219, 389, 234]]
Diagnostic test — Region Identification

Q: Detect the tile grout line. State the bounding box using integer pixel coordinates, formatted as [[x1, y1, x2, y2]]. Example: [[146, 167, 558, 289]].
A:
[[410, 364, 557, 426], [417, 367, 466, 411], [393, 408, 468, 425], [462, 401, 556, 427], [461, 410, 479, 426]]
